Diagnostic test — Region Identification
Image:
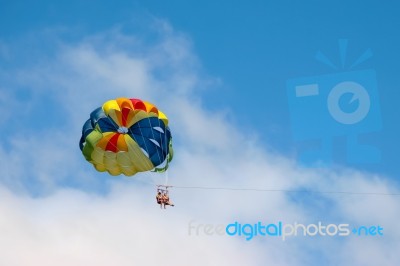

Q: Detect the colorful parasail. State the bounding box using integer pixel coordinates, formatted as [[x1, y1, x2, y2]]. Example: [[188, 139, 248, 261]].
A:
[[79, 97, 173, 176]]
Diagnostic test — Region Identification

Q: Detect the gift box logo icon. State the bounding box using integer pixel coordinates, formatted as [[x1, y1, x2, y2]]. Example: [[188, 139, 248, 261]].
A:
[[287, 40, 382, 166]]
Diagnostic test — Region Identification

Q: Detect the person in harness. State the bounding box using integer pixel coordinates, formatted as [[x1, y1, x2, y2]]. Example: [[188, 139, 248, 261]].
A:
[[156, 186, 174, 209], [162, 191, 174, 208], [156, 190, 163, 207]]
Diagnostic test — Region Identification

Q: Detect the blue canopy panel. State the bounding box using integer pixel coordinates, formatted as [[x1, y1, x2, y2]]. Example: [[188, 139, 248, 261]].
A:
[[128, 117, 172, 167]]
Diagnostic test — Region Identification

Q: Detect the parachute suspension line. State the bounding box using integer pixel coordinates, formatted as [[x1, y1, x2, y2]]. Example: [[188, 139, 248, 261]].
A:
[[164, 170, 169, 186]]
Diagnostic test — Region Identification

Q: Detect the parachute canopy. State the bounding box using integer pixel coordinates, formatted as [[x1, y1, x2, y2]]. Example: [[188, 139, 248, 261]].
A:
[[79, 98, 173, 176]]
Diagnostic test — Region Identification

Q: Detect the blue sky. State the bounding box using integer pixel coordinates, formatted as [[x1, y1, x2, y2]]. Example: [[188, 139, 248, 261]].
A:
[[1, 1, 400, 265], [2, 0, 399, 177]]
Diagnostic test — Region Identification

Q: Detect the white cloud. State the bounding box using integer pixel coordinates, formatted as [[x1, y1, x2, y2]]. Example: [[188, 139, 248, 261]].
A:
[[0, 21, 399, 266]]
